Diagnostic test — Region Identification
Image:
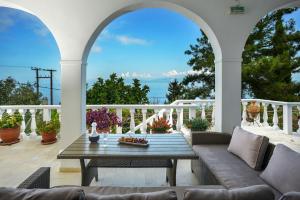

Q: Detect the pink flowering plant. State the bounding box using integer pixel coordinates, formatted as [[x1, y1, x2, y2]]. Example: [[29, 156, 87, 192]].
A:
[[86, 107, 122, 131]]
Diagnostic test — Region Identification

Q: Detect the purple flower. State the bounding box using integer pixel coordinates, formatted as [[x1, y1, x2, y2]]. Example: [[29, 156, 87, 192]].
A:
[[86, 107, 122, 130]]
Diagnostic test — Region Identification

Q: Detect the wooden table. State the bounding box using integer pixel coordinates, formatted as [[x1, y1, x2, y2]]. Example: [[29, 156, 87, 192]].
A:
[[57, 133, 197, 186]]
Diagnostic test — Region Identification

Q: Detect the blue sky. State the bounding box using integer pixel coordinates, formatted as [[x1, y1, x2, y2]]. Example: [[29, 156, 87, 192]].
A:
[[0, 7, 299, 104]]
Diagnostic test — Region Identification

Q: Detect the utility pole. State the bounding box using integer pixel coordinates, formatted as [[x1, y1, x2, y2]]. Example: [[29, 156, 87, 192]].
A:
[[31, 67, 56, 105]]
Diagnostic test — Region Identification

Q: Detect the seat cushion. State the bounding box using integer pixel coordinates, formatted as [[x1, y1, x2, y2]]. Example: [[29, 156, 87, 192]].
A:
[[85, 190, 177, 200], [227, 126, 269, 170], [279, 192, 300, 200], [260, 144, 300, 194], [193, 145, 266, 188], [183, 185, 274, 200], [82, 186, 225, 200]]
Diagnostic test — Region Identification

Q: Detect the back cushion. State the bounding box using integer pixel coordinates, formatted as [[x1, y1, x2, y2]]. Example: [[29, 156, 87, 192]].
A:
[[260, 144, 300, 194], [183, 185, 274, 200], [227, 126, 269, 170]]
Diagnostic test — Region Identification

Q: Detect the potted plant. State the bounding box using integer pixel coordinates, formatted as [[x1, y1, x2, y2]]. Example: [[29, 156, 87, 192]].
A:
[[38, 115, 60, 144], [0, 112, 22, 144], [148, 117, 172, 133], [86, 107, 122, 133], [187, 118, 210, 133], [246, 101, 260, 122]]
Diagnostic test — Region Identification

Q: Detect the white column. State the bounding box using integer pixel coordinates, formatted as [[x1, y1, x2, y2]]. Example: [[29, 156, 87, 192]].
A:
[[272, 104, 280, 130], [201, 103, 206, 120], [129, 108, 135, 134], [215, 58, 242, 133], [141, 108, 147, 133], [283, 104, 293, 134], [116, 108, 122, 133], [262, 103, 269, 127], [30, 109, 37, 137], [241, 101, 248, 126], [211, 103, 215, 127], [59, 60, 86, 172], [297, 106, 300, 135]]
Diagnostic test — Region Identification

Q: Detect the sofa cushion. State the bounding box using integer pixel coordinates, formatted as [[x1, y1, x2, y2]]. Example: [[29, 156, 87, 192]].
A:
[[0, 187, 84, 200], [227, 126, 269, 170], [279, 192, 300, 200], [260, 144, 300, 194], [183, 185, 274, 200], [82, 186, 225, 200], [85, 190, 177, 200]]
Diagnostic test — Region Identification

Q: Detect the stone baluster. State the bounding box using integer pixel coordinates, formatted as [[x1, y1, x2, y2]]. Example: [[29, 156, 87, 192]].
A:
[[297, 106, 300, 134], [201, 103, 206, 119], [141, 108, 147, 133], [211, 103, 215, 127], [43, 108, 51, 122], [129, 108, 135, 134], [176, 108, 181, 131], [19, 109, 27, 137], [116, 108, 122, 134], [169, 109, 173, 128], [0, 109, 3, 119], [241, 101, 248, 126], [189, 106, 196, 120], [30, 109, 37, 137], [262, 103, 269, 127], [272, 104, 279, 130]]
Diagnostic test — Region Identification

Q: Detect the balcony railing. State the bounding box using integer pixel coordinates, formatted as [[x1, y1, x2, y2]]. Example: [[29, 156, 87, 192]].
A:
[[0, 99, 299, 140]]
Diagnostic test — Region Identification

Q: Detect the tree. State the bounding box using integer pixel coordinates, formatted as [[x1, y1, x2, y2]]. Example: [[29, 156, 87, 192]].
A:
[[166, 79, 184, 103], [182, 8, 300, 101], [0, 77, 43, 105], [86, 73, 149, 104], [182, 30, 215, 99]]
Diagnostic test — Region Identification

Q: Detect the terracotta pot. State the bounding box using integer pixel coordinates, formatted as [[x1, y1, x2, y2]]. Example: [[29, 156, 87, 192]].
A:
[[41, 132, 57, 142], [0, 127, 20, 143]]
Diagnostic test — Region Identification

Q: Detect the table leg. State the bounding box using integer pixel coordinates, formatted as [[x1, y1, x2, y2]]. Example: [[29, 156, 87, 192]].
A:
[[166, 159, 177, 186], [80, 159, 98, 186]]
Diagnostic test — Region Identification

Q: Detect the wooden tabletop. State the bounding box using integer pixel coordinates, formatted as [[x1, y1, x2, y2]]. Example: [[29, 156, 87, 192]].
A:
[[57, 133, 197, 160]]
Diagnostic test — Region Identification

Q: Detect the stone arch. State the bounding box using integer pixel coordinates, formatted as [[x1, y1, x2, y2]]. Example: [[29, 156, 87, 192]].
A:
[[81, 1, 222, 64]]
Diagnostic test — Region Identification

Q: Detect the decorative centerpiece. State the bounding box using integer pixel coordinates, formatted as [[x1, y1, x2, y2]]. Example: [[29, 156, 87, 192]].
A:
[[86, 107, 122, 143], [148, 117, 172, 133], [89, 122, 99, 143], [38, 115, 60, 145], [118, 136, 148, 147], [0, 112, 22, 145]]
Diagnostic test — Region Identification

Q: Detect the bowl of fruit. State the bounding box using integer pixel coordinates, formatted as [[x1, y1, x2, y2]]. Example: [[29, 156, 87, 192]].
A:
[[118, 136, 149, 147]]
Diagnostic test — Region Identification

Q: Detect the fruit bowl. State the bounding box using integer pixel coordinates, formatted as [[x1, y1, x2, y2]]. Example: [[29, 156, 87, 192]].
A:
[[118, 136, 148, 147]]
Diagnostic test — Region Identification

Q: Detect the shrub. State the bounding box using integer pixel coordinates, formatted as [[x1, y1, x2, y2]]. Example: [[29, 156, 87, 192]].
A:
[[0, 112, 22, 129], [188, 118, 210, 131]]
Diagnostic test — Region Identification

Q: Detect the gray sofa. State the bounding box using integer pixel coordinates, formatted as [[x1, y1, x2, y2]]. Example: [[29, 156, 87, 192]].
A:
[[190, 132, 282, 198]]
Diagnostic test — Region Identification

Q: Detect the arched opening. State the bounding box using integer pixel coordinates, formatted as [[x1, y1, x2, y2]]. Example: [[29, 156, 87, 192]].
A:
[[241, 7, 300, 135], [0, 6, 61, 139], [83, 4, 220, 134]]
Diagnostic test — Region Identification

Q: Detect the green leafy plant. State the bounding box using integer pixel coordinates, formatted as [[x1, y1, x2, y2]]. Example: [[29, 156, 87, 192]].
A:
[[38, 114, 60, 134], [0, 112, 22, 129], [188, 118, 210, 131]]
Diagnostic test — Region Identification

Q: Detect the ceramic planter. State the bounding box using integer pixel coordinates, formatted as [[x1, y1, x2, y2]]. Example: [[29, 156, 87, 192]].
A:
[[0, 126, 20, 143], [41, 131, 57, 143]]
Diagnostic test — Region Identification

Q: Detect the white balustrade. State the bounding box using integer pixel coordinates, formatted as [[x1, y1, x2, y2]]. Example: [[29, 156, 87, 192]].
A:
[[297, 106, 300, 135], [211, 103, 215, 127], [262, 103, 269, 127], [43, 108, 51, 122], [116, 108, 122, 133], [129, 108, 135, 134], [201, 103, 206, 120], [30, 109, 37, 137], [176, 108, 181, 131], [272, 104, 279, 130], [241, 102, 248, 126], [141, 108, 147, 133]]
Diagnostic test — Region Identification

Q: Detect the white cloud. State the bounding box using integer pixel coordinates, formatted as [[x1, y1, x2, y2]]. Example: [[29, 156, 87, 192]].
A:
[[120, 72, 152, 79], [116, 35, 149, 45], [0, 14, 14, 32], [34, 27, 49, 37], [162, 69, 210, 77], [91, 44, 102, 53]]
